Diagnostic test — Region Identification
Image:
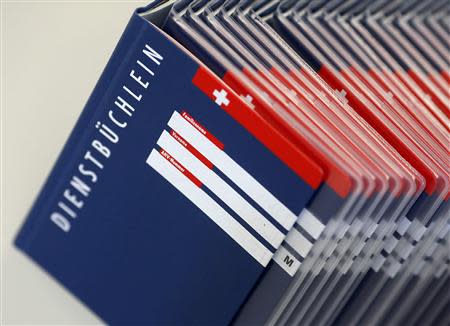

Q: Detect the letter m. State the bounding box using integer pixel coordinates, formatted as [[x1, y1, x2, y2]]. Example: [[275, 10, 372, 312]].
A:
[[283, 255, 294, 267]]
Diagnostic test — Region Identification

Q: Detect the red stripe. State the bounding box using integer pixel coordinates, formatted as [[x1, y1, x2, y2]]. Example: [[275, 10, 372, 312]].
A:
[[283, 67, 397, 198], [428, 72, 449, 94], [405, 69, 450, 117], [159, 148, 202, 187], [180, 111, 224, 150], [169, 129, 214, 169], [381, 70, 450, 132], [317, 65, 436, 196], [237, 67, 356, 198], [191, 66, 324, 192], [441, 70, 450, 85]]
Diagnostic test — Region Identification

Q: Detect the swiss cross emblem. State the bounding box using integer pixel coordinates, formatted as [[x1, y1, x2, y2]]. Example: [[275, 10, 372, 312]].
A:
[[213, 89, 230, 107], [241, 94, 255, 109]]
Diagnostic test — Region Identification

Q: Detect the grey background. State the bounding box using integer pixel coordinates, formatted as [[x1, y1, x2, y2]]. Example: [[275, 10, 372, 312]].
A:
[[1, 1, 148, 324]]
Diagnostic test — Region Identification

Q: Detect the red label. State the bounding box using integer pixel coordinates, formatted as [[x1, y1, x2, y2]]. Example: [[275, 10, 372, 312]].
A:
[[159, 148, 202, 187], [169, 129, 213, 169], [191, 66, 324, 192], [181, 111, 224, 150]]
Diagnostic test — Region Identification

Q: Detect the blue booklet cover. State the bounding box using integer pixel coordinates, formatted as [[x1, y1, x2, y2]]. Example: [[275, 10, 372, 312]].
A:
[[14, 2, 323, 325]]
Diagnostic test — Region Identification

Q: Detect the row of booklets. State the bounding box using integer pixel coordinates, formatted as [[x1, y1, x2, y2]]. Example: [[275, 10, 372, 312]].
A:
[[15, 0, 449, 325]]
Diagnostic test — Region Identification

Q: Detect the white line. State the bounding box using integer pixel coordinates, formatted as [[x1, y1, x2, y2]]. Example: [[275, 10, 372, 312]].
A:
[[396, 216, 411, 236], [168, 111, 297, 231], [273, 246, 301, 277], [395, 239, 415, 260], [146, 149, 272, 266], [284, 228, 313, 259], [157, 131, 285, 248], [384, 236, 398, 254], [296, 209, 325, 240]]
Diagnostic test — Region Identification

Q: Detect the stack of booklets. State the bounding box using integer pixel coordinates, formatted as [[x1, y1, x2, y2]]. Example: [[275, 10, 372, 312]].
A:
[[15, 0, 449, 325]]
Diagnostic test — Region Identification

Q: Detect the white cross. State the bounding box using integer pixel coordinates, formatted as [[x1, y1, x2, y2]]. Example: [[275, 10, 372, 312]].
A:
[[334, 89, 347, 98], [213, 89, 230, 107], [241, 94, 255, 109], [243, 94, 253, 103], [334, 89, 348, 104]]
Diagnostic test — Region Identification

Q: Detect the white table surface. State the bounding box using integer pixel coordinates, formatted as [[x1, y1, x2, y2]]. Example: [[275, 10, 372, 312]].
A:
[[1, 1, 148, 324]]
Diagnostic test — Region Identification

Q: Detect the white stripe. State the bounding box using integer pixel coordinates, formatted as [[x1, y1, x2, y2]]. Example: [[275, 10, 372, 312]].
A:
[[168, 111, 297, 230], [396, 216, 411, 236], [157, 131, 284, 248], [336, 223, 350, 239], [146, 149, 272, 266], [348, 218, 364, 237], [371, 255, 385, 272], [273, 246, 301, 277], [296, 209, 324, 240], [409, 222, 427, 242], [341, 257, 354, 274], [353, 241, 365, 256], [412, 260, 426, 276], [395, 239, 414, 260], [285, 228, 313, 258], [424, 241, 439, 259], [384, 236, 398, 254], [434, 264, 447, 278], [366, 222, 379, 238], [437, 223, 450, 240], [386, 258, 402, 278]]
